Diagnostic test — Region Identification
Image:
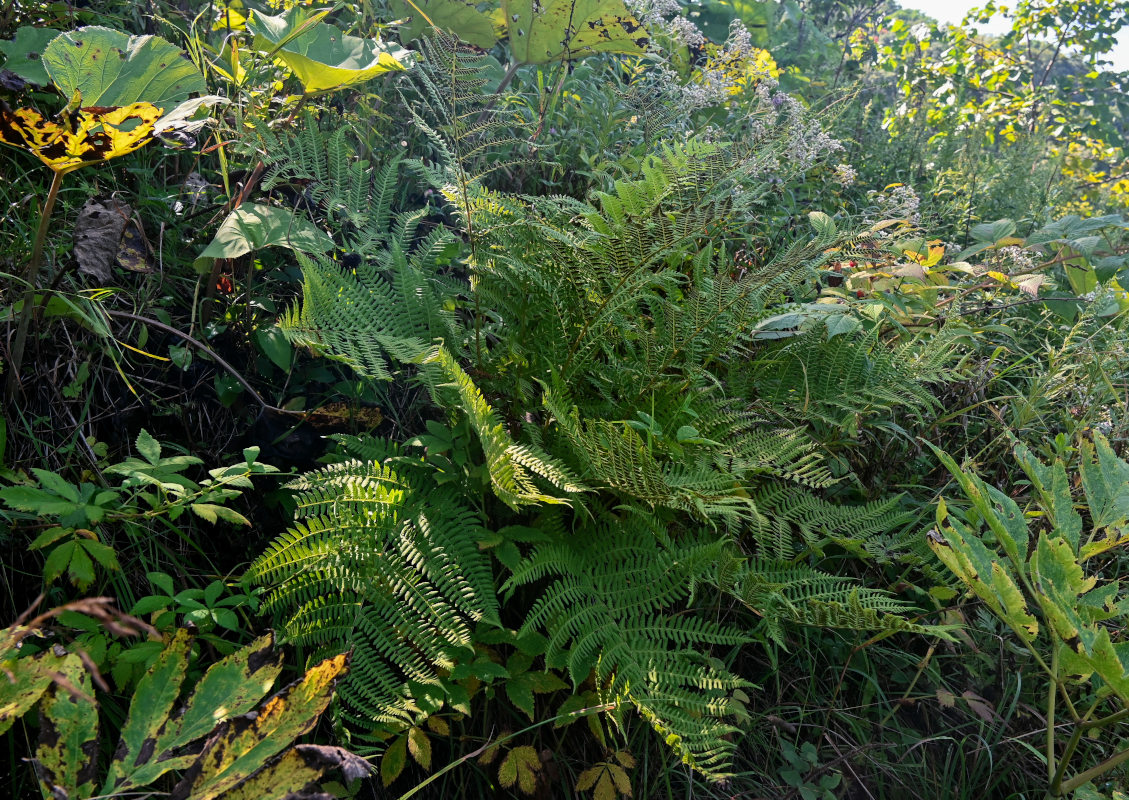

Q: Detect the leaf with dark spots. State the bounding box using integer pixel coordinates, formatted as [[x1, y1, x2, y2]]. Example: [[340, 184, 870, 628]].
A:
[[43, 26, 205, 108], [101, 628, 191, 793], [0, 650, 66, 735], [159, 634, 282, 752], [171, 653, 348, 800], [0, 27, 59, 85], [506, 0, 648, 63], [212, 745, 371, 800], [35, 654, 98, 800]]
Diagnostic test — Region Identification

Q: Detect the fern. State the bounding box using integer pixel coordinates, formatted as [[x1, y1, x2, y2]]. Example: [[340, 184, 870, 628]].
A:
[[503, 513, 751, 775], [247, 453, 498, 730]]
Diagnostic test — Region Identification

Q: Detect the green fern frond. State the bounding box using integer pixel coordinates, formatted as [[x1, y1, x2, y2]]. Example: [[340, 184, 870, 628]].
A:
[[247, 454, 499, 732]]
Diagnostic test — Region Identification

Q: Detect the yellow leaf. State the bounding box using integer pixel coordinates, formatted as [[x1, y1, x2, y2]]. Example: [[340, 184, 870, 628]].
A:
[[407, 726, 432, 770], [0, 101, 163, 174]]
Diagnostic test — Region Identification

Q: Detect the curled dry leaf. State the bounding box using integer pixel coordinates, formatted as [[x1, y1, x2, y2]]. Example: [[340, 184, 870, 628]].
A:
[[74, 198, 131, 284]]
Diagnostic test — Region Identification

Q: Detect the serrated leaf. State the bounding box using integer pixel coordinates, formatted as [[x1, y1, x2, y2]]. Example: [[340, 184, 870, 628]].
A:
[[44, 540, 76, 584], [577, 765, 601, 791], [136, 429, 161, 464], [0, 485, 83, 516], [608, 763, 631, 795], [80, 539, 120, 571], [594, 771, 615, 800], [67, 544, 96, 588], [30, 469, 80, 502], [29, 526, 71, 550], [1080, 433, 1129, 531], [407, 726, 431, 770]]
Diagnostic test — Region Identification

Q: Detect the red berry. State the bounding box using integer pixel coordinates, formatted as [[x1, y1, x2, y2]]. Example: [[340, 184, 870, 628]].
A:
[[856, 290, 865, 298], [849, 260, 857, 267]]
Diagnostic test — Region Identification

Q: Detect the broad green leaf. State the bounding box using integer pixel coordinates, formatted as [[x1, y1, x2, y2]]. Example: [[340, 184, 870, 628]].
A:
[[505, 0, 648, 64], [969, 218, 1016, 245], [154, 633, 282, 755], [35, 654, 98, 800], [392, 0, 498, 48], [248, 7, 411, 93], [173, 652, 348, 800], [256, 327, 293, 371], [148, 571, 175, 596], [136, 429, 162, 464], [103, 629, 192, 794], [43, 26, 206, 107], [0, 27, 60, 85], [195, 203, 334, 271]]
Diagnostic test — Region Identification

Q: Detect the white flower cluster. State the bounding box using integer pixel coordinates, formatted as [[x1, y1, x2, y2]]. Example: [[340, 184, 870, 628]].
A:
[[998, 245, 1036, 272], [628, 0, 703, 45], [866, 184, 921, 224], [833, 163, 858, 186]]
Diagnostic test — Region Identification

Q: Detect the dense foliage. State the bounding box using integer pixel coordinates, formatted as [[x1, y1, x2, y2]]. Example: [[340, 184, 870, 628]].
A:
[[1, 0, 1127, 798]]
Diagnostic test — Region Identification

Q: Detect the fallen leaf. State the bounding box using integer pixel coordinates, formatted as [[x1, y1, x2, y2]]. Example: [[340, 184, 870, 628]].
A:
[[74, 198, 131, 284]]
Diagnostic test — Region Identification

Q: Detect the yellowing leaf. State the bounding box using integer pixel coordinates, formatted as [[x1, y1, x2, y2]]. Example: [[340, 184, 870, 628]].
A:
[[407, 726, 432, 770], [0, 101, 163, 174], [904, 242, 945, 267], [381, 735, 407, 786], [172, 652, 347, 800]]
